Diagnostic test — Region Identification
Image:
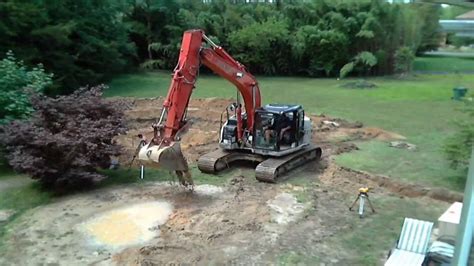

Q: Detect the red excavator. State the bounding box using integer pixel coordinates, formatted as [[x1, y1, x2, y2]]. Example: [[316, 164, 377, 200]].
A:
[[138, 29, 321, 185]]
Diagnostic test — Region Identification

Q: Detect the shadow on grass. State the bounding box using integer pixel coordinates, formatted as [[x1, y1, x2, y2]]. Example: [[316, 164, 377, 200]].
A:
[[0, 163, 16, 180]]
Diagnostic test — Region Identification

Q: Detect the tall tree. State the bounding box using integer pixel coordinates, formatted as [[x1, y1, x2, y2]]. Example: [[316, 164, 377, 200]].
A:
[[416, 4, 442, 53], [0, 0, 135, 94]]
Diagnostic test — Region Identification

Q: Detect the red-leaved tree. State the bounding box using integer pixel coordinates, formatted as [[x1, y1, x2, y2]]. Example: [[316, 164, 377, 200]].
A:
[[0, 86, 127, 190]]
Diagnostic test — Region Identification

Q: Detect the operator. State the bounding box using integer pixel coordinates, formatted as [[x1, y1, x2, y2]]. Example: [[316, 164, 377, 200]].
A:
[[279, 113, 292, 142], [263, 118, 276, 143], [264, 114, 292, 144]]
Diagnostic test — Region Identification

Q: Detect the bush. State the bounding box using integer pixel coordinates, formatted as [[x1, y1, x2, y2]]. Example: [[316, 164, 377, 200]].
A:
[[0, 51, 53, 124], [444, 96, 474, 173], [0, 86, 127, 191], [339, 51, 378, 78], [228, 18, 290, 75], [394, 46, 415, 75]]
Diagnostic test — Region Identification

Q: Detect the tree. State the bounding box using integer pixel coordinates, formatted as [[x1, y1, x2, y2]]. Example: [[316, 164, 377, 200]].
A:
[[228, 18, 290, 75], [293, 26, 350, 76], [0, 0, 135, 93], [339, 51, 378, 78], [0, 86, 127, 191], [416, 4, 442, 53], [0, 51, 53, 124], [127, 0, 181, 69], [2, 0, 443, 82]]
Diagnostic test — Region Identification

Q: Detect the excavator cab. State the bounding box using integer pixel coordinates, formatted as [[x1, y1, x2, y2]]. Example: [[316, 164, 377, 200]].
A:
[[253, 104, 308, 154]]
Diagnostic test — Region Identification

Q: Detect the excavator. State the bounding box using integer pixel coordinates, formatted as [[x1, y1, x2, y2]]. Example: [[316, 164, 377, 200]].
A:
[[138, 29, 321, 185]]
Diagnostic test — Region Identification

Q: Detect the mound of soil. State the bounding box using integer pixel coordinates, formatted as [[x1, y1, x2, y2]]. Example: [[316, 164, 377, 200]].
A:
[[117, 98, 406, 165]]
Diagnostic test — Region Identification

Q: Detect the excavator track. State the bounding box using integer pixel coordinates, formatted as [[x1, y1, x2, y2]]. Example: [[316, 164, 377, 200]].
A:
[[197, 149, 265, 173], [255, 145, 322, 183], [198, 145, 322, 182]]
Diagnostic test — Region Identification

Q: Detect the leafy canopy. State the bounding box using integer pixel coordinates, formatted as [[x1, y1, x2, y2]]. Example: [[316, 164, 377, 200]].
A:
[[0, 51, 53, 124], [0, 86, 127, 191], [0, 0, 135, 93]]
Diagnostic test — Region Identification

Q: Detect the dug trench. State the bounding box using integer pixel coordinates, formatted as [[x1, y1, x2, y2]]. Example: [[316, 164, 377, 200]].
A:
[[0, 97, 460, 265]]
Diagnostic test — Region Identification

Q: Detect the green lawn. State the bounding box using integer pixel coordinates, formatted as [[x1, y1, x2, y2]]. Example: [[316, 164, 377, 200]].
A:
[[108, 71, 474, 191], [414, 55, 474, 73], [333, 194, 448, 265]]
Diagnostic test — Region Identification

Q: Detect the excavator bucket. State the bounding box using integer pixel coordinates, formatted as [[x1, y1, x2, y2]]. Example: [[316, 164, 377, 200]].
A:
[[138, 141, 192, 186]]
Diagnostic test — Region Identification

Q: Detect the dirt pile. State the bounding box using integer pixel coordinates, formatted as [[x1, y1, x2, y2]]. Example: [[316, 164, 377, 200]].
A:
[[116, 98, 406, 165], [317, 163, 463, 202], [116, 97, 233, 164], [312, 115, 405, 143]]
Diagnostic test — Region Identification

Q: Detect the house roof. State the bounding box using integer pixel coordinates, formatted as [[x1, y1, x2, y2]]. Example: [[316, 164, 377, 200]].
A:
[[456, 10, 474, 20]]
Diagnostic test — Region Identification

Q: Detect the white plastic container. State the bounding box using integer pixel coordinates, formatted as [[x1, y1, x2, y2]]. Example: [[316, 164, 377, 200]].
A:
[[438, 202, 463, 239]]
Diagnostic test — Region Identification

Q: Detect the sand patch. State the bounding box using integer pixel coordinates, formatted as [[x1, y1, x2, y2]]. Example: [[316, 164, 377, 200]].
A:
[[81, 201, 173, 248], [193, 184, 225, 195], [267, 193, 305, 224]]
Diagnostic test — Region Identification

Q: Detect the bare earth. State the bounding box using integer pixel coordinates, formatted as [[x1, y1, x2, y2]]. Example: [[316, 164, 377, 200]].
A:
[[0, 98, 458, 265]]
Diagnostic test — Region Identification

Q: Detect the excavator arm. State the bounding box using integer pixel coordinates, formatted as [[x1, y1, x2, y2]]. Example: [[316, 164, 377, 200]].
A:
[[138, 29, 261, 185]]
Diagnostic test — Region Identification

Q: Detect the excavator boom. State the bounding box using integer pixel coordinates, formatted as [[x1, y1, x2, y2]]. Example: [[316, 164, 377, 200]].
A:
[[138, 29, 261, 185]]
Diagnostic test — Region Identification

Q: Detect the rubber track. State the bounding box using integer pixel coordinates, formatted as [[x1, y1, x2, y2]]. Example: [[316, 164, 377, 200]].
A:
[[255, 145, 322, 183], [197, 145, 322, 182], [197, 149, 265, 173]]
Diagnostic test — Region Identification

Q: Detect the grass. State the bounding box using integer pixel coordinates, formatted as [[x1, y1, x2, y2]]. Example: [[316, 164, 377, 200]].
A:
[[107, 71, 474, 191], [105, 71, 172, 98], [278, 251, 320, 265], [414, 55, 474, 73], [336, 140, 466, 190], [0, 170, 52, 252], [332, 195, 448, 265]]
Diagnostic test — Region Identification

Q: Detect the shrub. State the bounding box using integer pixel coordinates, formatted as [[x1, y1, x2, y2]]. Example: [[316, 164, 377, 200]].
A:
[[394, 46, 415, 75], [0, 86, 127, 191], [0, 51, 53, 124], [444, 96, 474, 173], [339, 51, 378, 78]]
